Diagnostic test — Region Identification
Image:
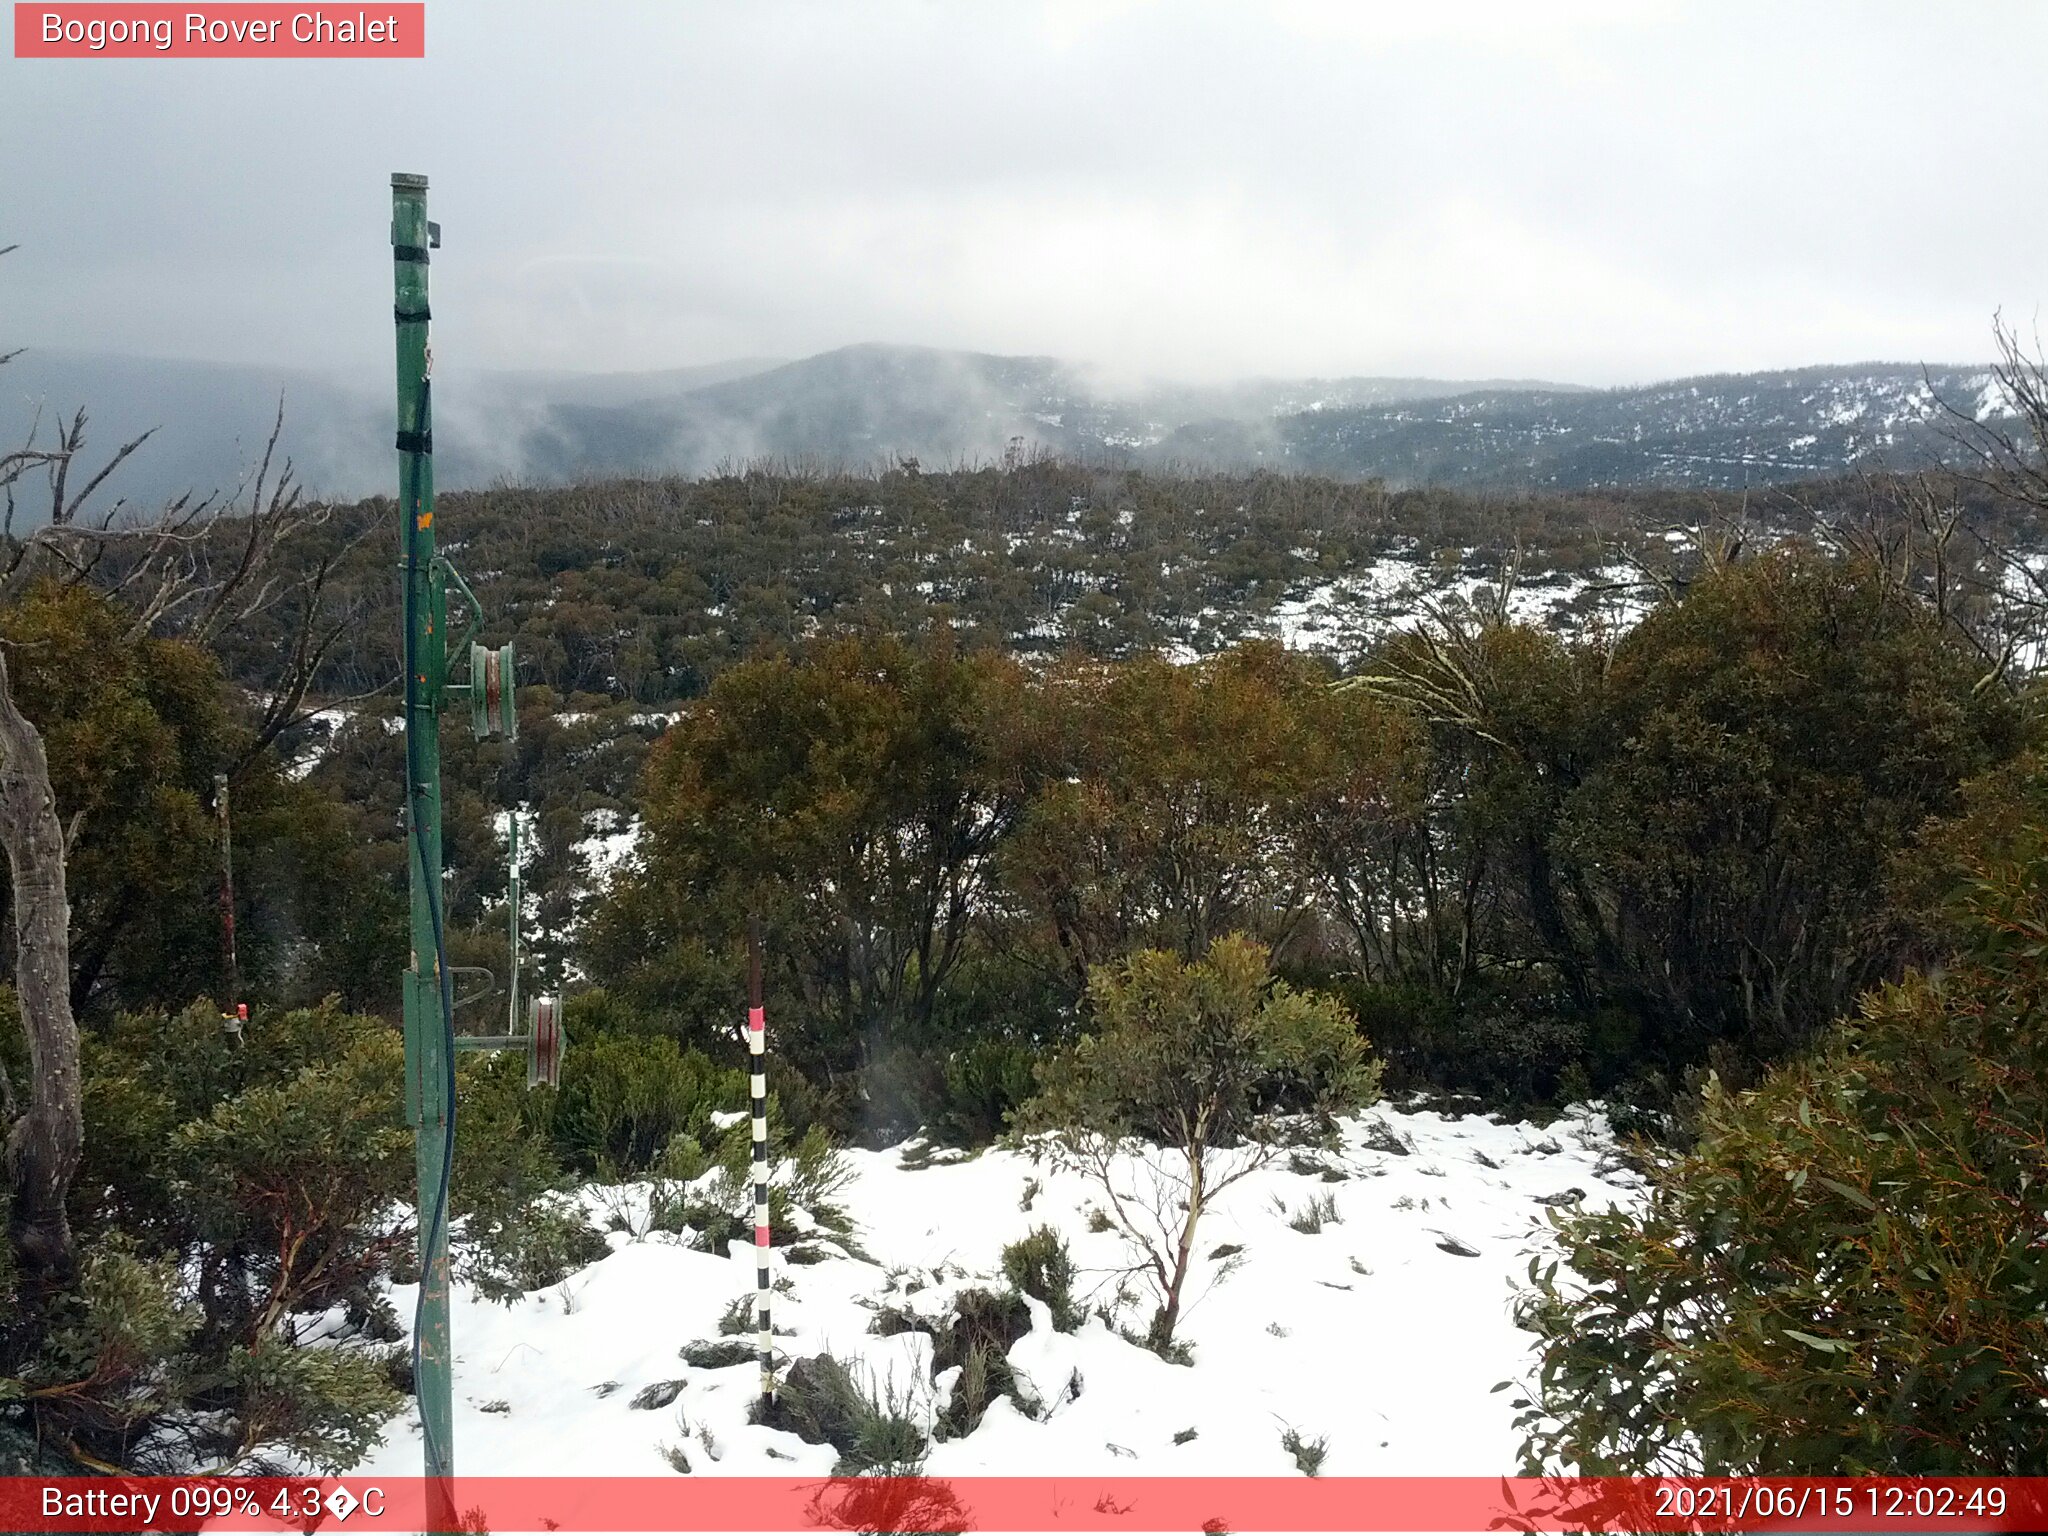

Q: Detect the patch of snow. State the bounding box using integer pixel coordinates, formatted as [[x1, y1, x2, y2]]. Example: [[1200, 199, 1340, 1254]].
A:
[[575, 812, 644, 890], [1976, 375, 2017, 422], [284, 707, 354, 781], [357, 1102, 1633, 1480]]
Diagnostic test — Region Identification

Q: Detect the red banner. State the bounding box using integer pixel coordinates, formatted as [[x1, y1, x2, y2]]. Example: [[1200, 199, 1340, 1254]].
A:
[[13, 4, 424, 57], [1, 1476, 2043, 1532]]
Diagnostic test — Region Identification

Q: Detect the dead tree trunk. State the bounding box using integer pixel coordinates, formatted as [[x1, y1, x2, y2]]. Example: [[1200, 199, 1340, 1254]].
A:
[[0, 649, 81, 1287]]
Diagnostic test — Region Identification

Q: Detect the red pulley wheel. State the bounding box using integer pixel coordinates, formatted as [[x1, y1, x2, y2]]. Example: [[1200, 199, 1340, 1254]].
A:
[[482, 646, 503, 721], [527, 994, 564, 1088]]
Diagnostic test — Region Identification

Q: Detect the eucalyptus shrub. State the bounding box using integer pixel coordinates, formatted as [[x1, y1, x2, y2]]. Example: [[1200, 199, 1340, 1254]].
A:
[[3, 999, 584, 1472], [1512, 851, 2048, 1473]]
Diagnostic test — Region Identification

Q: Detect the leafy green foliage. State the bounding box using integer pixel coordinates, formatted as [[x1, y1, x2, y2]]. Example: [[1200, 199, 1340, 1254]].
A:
[[537, 1028, 745, 1176], [1029, 937, 1379, 1148], [1004, 645, 1341, 975], [1001, 1226, 1080, 1332], [6, 1003, 412, 1470], [1021, 937, 1378, 1348], [0, 1000, 578, 1470], [1512, 845, 2048, 1473], [0, 583, 401, 1016], [1356, 548, 2020, 1106], [600, 635, 1034, 1119], [1561, 549, 2020, 1056]]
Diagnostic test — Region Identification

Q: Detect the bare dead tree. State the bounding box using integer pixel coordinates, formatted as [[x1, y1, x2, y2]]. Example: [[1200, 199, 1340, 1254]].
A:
[[1781, 315, 2048, 696], [1800, 469, 2041, 693], [1931, 311, 2048, 515]]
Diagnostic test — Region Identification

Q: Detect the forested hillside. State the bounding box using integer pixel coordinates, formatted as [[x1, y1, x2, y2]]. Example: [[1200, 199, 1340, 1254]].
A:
[[6, 392, 2048, 1474], [178, 449, 2040, 1015]]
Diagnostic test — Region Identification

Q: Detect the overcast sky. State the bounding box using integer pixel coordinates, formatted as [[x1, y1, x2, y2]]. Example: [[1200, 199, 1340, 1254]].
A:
[[5, 0, 2045, 387]]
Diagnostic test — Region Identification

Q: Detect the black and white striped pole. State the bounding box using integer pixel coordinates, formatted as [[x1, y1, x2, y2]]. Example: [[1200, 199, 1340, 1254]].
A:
[[748, 921, 774, 1412]]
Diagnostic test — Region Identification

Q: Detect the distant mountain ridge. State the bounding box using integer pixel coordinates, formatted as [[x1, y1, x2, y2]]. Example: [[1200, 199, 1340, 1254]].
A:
[[516, 344, 1592, 481], [0, 343, 2014, 508], [1154, 363, 2010, 490]]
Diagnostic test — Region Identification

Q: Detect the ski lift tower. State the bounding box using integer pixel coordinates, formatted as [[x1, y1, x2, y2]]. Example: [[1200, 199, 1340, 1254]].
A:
[[391, 172, 565, 1518]]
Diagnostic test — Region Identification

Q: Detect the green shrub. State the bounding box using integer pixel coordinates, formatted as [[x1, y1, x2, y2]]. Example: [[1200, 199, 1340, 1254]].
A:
[[1284, 1192, 1341, 1233], [930, 1288, 1035, 1438], [452, 1052, 597, 1299], [1512, 861, 2048, 1473], [757, 1353, 928, 1475], [1337, 978, 1593, 1110], [4, 999, 577, 1472], [465, 1198, 611, 1302], [929, 1040, 1041, 1146], [12, 1002, 436, 1471], [1021, 936, 1379, 1350], [539, 1032, 744, 1175], [702, 1119, 855, 1238], [1001, 1226, 1080, 1332]]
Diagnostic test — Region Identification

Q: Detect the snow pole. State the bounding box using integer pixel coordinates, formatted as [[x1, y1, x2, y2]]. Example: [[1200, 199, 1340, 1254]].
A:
[[748, 920, 774, 1410]]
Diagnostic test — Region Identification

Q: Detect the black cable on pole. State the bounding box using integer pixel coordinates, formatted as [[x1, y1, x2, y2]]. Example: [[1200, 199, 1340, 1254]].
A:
[[402, 377, 458, 1478]]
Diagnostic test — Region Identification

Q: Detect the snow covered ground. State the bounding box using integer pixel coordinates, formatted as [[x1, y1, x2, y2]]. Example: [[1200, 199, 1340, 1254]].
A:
[[360, 1102, 1635, 1482], [1259, 556, 1658, 663]]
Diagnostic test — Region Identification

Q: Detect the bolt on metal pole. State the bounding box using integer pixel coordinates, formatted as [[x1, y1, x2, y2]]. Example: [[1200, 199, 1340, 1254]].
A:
[[392, 171, 456, 1527]]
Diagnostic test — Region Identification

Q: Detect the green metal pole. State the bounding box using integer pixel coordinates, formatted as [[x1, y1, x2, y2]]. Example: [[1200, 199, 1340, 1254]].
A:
[[508, 814, 521, 1037], [391, 171, 456, 1520]]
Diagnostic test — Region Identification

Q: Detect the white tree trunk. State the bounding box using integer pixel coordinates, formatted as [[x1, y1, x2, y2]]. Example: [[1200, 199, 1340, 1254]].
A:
[[0, 648, 81, 1286]]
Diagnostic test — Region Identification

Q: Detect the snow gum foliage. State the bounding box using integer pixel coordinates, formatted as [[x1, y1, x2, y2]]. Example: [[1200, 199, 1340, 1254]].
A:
[[2, 999, 580, 1471], [1514, 832, 2048, 1473], [1021, 936, 1378, 1349], [0, 582, 402, 1016], [1037, 937, 1380, 1145]]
